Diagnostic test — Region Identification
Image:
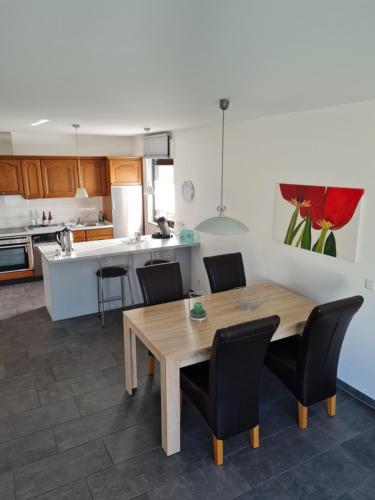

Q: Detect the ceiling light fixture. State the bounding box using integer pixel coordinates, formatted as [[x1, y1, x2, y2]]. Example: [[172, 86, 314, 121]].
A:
[[30, 119, 49, 127], [72, 123, 88, 199], [194, 99, 249, 235]]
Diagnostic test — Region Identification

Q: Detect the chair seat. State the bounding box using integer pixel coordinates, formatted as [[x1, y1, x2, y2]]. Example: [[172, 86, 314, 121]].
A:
[[180, 361, 211, 424], [96, 266, 128, 278], [265, 335, 300, 395], [144, 259, 169, 266]]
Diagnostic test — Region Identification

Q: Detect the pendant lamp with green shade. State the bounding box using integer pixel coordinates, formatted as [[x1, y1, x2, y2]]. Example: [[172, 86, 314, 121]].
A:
[[194, 99, 249, 235]]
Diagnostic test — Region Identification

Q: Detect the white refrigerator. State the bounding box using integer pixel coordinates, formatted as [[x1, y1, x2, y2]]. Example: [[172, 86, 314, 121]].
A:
[[111, 185, 143, 238]]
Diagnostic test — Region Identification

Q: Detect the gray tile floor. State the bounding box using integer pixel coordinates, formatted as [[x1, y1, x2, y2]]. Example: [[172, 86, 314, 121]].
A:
[[0, 284, 374, 499]]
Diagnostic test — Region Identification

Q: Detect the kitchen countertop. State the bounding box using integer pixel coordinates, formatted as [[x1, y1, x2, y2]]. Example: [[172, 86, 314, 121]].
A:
[[0, 222, 113, 238], [0, 227, 30, 237], [39, 235, 199, 263]]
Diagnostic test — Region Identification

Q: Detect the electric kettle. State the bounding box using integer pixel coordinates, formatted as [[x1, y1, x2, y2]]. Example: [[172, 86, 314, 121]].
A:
[[55, 228, 73, 255]]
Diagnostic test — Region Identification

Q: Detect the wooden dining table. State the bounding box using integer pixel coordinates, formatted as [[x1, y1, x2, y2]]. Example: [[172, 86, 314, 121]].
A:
[[123, 281, 315, 456]]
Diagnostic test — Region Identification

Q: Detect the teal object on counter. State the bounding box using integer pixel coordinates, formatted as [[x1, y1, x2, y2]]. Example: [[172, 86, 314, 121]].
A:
[[179, 229, 194, 244]]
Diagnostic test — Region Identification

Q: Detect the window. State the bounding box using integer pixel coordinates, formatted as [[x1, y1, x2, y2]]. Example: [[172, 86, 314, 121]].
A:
[[148, 159, 175, 226]]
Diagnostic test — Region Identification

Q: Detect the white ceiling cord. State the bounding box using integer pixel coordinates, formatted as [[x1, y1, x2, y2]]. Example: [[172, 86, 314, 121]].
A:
[[73, 123, 88, 199]]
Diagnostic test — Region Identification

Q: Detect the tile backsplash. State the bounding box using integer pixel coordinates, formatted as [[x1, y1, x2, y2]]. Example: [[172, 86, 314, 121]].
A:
[[0, 196, 103, 229]]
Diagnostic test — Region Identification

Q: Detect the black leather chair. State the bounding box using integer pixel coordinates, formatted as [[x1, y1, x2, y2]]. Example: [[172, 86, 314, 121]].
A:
[[265, 296, 364, 429], [180, 315, 280, 465], [203, 252, 246, 293], [136, 262, 184, 375]]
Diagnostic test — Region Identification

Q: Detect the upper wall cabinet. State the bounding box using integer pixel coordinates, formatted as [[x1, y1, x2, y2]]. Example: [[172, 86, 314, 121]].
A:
[[0, 158, 23, 195], [0, 155, 141, 199], [21, 159, 44, 199], [80, 158, 107, 196], [41, 159, 78, 198], [108, 157, 142, 186]]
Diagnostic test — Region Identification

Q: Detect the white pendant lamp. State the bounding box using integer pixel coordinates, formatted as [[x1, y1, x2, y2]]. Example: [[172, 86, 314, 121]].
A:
[[73, 123, 88, 199], [195, 99, 249, 235]]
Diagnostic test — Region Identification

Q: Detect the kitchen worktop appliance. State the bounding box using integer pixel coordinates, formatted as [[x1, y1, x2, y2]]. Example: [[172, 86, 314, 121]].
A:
[[0, 232, 33, 274]]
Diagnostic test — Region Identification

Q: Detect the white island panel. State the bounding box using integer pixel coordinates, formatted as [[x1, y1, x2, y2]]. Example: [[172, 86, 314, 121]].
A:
[[40, 236, 199, 321]]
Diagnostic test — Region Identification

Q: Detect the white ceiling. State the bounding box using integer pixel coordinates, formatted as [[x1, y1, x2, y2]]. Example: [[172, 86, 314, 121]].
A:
[[1, 0, 375, 135]]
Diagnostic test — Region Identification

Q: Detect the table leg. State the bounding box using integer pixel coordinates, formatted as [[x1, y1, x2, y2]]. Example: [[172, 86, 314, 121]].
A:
[[124, 317, 137, 395], [160, 358, 181, 455], [131, 331, 137, 387]]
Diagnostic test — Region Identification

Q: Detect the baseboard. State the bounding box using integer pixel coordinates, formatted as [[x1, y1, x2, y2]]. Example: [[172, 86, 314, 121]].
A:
[[0, 275, 43, 287], [337, 378, 375, 410]]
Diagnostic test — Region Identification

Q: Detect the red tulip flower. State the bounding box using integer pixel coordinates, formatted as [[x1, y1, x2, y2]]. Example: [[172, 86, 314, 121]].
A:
[[307, 186, 364, 231], [280, 183, 364, 256], [280, 184, 325, 211], [280, 184, 326, 245]]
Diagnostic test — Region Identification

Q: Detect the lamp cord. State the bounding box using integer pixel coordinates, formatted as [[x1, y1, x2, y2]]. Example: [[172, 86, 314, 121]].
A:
[[220, 107, 224, 209], [74, 124, 82, 187]]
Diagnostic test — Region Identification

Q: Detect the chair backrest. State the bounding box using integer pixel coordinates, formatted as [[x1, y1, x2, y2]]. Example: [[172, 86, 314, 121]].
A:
[[209, 315, 280, 439], [297, 295, 364, 405], [136, 261, 184, 306], [203, 252, 246, 293]]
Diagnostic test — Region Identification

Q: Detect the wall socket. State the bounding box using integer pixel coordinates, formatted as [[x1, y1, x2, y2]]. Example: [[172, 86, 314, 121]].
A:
[[365, 278, 375, 291]]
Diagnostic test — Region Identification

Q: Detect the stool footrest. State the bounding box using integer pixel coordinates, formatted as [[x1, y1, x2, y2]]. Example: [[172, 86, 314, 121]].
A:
[[98, 295, 124, 304]]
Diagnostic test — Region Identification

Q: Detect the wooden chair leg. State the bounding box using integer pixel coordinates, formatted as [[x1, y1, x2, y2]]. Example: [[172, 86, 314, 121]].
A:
[[212, 435, 224, 465], [250, 424, 259, 449], [326, 395, 336, 417], [298, 402, 308, 429], [147, 354, 155, 375]]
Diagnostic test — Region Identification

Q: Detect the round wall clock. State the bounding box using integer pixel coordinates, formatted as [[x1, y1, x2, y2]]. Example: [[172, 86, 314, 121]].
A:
[[181, 180, 195, 203]]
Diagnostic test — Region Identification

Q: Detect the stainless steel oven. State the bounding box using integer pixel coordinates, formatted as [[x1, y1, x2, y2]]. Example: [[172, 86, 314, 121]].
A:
[[0, 235, 33, 274]]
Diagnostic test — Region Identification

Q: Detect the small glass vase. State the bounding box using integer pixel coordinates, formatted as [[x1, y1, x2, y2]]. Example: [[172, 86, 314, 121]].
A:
[[189, 290, 207, 321]]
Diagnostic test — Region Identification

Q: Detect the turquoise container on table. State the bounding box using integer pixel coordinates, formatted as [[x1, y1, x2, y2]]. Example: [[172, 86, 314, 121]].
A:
[[178, 229, 195, 244]]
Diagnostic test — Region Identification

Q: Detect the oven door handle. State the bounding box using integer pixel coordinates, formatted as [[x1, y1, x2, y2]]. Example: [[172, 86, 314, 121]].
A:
[[0, 245, 27, 250]]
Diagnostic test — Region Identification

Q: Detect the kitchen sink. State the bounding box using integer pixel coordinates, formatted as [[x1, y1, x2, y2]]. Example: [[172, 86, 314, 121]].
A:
[[72, 222, 109, 228]]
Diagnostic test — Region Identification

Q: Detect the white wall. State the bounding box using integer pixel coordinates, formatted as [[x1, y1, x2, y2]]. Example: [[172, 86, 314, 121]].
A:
[[0, 132, 13, 154], [11, 132, 135, 156], [173, 99, 375, 399], [0, 196, 103, 229]]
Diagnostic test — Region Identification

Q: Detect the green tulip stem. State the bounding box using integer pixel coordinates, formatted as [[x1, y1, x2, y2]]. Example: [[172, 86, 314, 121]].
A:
[[313, 227, 329, 253], [284, 207, 299, 245], [295, 227, 304, 247]]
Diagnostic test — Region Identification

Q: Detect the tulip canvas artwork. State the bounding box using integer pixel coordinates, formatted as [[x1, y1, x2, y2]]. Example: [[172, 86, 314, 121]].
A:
[[274, 183, 364, 261]]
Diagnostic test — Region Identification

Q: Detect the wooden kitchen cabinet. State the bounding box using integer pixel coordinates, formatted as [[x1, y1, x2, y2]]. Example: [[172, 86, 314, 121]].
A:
[[41, 159, 78, 198], [0, 155, 139, 200], [0, 158, 23, 195], [80, 158, 107, 196], [108, 157, 142, 185], [86, 228, 113, 240], [21, 159, 44, 199], [72, 227, 113, 243], [72, 230, 86, 242]]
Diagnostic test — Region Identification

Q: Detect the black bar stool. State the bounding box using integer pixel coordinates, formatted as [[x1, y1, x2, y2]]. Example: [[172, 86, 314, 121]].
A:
[[96, 255, 134, 327], [144, 248, 176, 266]]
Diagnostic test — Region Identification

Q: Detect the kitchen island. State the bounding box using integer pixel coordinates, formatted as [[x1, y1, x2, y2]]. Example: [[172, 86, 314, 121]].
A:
[[39, 236, 199, 321]]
